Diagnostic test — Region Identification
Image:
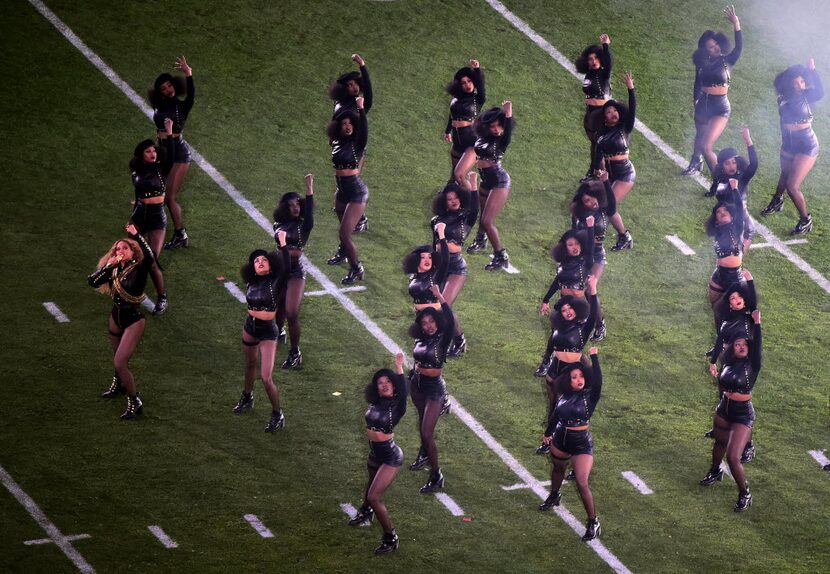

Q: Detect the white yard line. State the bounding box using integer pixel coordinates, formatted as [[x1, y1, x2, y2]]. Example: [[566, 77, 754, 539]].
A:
[[339, 502, 358, 519], [42, 302, 70, 323], [223, 281, 247, 303], [243, 514, 274, 538], [808, 450, 830, 467], [484, 0, 830, 297], [0, 464, 95, 573], [434, 492, 465, 516], [501, 480, 551, 491], [141, 299, 155, 313], [24, 534, 91, 546], [749, 239, 808, 249], [305, 286, 367, 296], [147, 525, 179, 549], [665, 235, 696, 256], [620, 471, 654, 495]]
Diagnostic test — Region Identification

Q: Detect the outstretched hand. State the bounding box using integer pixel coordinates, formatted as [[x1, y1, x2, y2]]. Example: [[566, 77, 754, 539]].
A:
[[175, 55, 192, 76], [352, 53, 365, 67], [724, 5, 740, 29]]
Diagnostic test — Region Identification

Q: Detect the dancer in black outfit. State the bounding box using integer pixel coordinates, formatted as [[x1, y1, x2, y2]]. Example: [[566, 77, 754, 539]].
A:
[[328, 54, 372, 244], [444, 60, 485, 178], [231, 237, 289, 433], [326, 96, 369, 284], [149, 56, 194, 250], [700, 310, 761, 513], [761, 59, 824, 235], [404, 223, 449, 313], [706, 182, 748, 331], [708, 128, 757, 252], [539, 347, 603, 541], [571, 172, 617, 341], [683, 6, 742, 175], [347, 352, 407, 555], [457, 101, 514, 270], [431, 176, 479, 356], [129, 117, 174, 315], [594, 72, 635, 251], [535, 223, 595, 377], [575, 34, 612, 181], [407, 285, 455, 492], [88, 223, 158, 419], [273, 174, 315, 369]]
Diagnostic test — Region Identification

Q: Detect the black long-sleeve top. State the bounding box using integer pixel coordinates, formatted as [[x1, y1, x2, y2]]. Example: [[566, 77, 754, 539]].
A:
[[245, 250, 290, 313], [364, 372, 408, 434], [711, 144, 758, 201], [333, 65, 373, 118], [710, 288, 758, 367], [550, 294, 599, 353], [593, 88, 636, 170], [779, 69, 824, 124], [432, 189, 479, 248], [582, 43, 612, 100], [718, 322, 762, 394], [713, 187, 745, 258], [152, 76, 195, 133], [542, 228, 595, 303], [412, 302, 455, 369], [573, 180, 617, 246], [87, 232, 155, 307], [132, 138, 175, 201], [273, 196, 314, 251], [545, 354, 603, 435], [445, 68, 486, 134], [694, 30, 742, 101], [474, 116, 514, 163], [408, 239, 450, 305], [331, 109, 368, 170]]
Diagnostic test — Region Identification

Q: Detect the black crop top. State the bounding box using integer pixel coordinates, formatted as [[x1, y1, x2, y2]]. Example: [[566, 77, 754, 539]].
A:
[[408, 240, 450, 305], [713, 188, 745, 258], [87, 232, 155, 308], [152, 76, 195, 133], [694, 30, 742, 100], [779, 69, 824, 124], [551, 294, 598, 353], [333, 65, 373, 119], [573, 180, 617, 245], [245, 250, 289, 312], [593, 89, 636, 169], [474, 117, 514, 163], [582, 43, 612, 100], [545, 354, 603, 434], [710, 281, 756, 363], [412, 302, 455, 369], [364, 372, 408, 434], [445, 68, 486, 133], [710, 145, 757, 201], [132, 138, 175, 201], [542, 232, 595, 303], [432, 196, 479, 247], [331, 109, 368, 170], [273, 196, 314, 251], [718, 322, 762, 394]]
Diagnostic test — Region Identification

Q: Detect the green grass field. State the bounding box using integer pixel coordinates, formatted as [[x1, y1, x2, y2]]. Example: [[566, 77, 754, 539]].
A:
[[2, 0, 829, 572]]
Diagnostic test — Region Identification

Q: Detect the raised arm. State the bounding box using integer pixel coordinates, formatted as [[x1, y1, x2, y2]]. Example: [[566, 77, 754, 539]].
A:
[[750, 311, 762, 374], [355, 100, 368, 152], [301, 173, 315, 236], [624, 72, 636, 132], [600, 35, 612, 81], [471, 61, 486, 106], [175, 56, 195, 115], [805, 60, 825, 103], [724, 6, 742, 66], [501, 100, 514, 148], [354, 54, 373, 113], [588, 349, 603, 408], [742, 128, 758, 184]]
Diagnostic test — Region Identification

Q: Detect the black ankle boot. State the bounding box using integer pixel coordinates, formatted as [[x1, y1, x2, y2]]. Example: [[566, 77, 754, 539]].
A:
[[409, 447, 429, 471], [734, 488, 752, 512], [535, 442, 551, 455], [153, 292, 168, 315], [264, 410, 285, 432], [741, 441, 756, 463], [538, 490, 561, 511], [439, 396, 452, 416], [348, 505, 374, 527], [582, 517, 601, 541], [760, 194, 785, 216], [282, 347, 302, 369], [681, 155, 703, 175], [374, 529, 399, 555], [341, 263, 365, 285], [466, 233, 487, 253], [419, 469, 444, 493], [232, 391, 254, 413], [611, 231, 633, 251], [120, 394, 143, 420], [534, 356, 552, 377], [327, 246, 347, 265], [447, 333, 467, 358], [790, 213, 813, 235], [699, 465, 724, 485], [353, 215, 369, 234], [101, 374, 125, 398], [484, 249, 509, 271], [163, 228, 189, 250]]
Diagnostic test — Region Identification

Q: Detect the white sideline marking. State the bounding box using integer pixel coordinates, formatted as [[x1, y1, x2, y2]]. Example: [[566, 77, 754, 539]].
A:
[[43, 302, 70, 323], [434, 492, 465, 516], [485, 0, 830, 298], [665, 235, 696, 256], [32, 3, 622, 566], [721, 463, 733, 481], [749, 239, 808, 250], [24, 534, 91, 546], [808, 450, 830, 467], [502, 480, 551, 491], [147, 525, 178, 549], [620, 471, 653, 495], [339, 502, 358, 519], [141, 299, 155, 312], [0, 464, 95, 573], [223, 281, 247, 303], [305, 286, 367, 296], [243, 514, 274, 538]]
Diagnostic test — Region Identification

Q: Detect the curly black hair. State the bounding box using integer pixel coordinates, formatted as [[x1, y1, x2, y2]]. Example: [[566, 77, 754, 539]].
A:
[[364, 368, 398, 403], [554, 357, 594, 396], [705, 199, 741, 236], [693, 30, 731, 67], [273, 192, 305, 224], [327, 109, 360, 142], [575, 44, 604, 74], [409, 306, 447, 339], [148, 73, 187, 109], [550, 295, 591, 330], [774, 64, 811, 97], [240, 249, 283, 284], [551, 229, 592, 263], [431, 182, 471, 216], [129, 139, 168, 172]]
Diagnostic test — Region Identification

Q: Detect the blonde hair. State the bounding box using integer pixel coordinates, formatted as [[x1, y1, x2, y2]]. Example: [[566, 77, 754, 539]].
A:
[[94, 237, 144, 294]]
